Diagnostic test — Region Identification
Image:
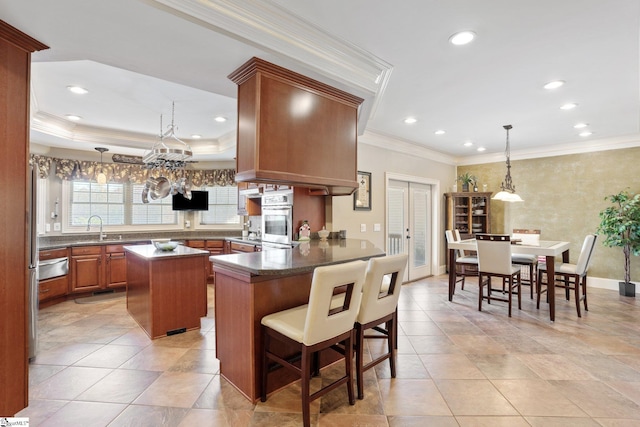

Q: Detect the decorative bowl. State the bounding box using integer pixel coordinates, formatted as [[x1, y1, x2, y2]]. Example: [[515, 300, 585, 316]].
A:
[[152, 239, 178, 251], [318, 229, 330, 240]]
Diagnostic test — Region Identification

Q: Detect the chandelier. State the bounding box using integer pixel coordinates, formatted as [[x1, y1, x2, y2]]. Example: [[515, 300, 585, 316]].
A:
[[143, 102, 192, 170], [94, 147, 109, 184], [492, 124, 524, 202], [142, 102, 193, 203]]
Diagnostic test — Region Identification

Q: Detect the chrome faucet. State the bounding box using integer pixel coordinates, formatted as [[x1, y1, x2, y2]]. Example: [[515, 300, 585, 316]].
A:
[[87, 215, 106, 241]]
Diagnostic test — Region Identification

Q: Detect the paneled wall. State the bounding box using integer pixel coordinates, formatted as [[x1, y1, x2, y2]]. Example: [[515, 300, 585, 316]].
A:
[[458, 146, 640, 282]]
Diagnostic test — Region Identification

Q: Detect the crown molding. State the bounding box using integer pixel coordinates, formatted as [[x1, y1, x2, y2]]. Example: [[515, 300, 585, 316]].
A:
[[147, 0, 393, 126], [457, 133, 640, 165], [359, 130, 457, 166]]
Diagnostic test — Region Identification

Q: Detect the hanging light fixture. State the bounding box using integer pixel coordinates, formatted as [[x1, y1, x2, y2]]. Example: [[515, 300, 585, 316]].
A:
[[94, 147, 109, 184], [492, 125, 524, 202]]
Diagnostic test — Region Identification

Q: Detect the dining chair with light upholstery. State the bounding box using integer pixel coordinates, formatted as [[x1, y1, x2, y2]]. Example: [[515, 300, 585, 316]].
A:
[[260, 260, 367, 427], [476, 234, 522, 317], [537, 234, 597, 317], [445, 229, 478, 294], [511, 229, 541, 298], [353, 253, 408, 400]]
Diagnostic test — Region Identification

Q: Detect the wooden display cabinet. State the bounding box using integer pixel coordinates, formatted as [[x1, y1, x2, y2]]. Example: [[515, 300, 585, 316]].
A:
[[445, 192, 492, 240]]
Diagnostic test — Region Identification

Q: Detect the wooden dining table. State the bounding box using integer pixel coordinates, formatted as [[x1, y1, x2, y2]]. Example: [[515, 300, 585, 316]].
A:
[[447, 239, 571, 321]]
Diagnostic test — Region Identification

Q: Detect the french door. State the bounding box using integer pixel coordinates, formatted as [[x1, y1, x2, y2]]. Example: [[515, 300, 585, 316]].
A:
[[387, 178, 435, 281]]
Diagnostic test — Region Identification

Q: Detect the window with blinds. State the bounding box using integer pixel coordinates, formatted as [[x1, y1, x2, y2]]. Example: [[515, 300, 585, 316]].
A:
[[199, 185, 239, 225]]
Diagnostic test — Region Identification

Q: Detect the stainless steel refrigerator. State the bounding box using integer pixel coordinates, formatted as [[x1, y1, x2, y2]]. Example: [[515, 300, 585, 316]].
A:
[[27, 162, 38, 360]]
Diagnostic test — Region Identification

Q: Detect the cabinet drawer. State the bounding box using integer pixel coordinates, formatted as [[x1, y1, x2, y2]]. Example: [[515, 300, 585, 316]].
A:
[[105, 244, 125, 253], [39, 275, 68, 301], [186, 240, 205, 248], [230, 242, 257, 252], [206, 240, 224, 249], [71, 246, 102, 256], [39, 248, 68, 260]]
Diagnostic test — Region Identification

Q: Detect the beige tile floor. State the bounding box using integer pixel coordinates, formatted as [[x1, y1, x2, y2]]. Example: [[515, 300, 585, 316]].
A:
[[17, 274, 640, 426]]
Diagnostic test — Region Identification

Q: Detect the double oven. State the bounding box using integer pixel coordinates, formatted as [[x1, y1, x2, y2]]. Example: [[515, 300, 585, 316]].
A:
[[261, 190, 294, 249]]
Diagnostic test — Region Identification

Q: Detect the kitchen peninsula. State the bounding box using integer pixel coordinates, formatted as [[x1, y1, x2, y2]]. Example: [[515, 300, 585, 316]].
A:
[[210, 238, 385, 401], [125, 244, 209, 339]]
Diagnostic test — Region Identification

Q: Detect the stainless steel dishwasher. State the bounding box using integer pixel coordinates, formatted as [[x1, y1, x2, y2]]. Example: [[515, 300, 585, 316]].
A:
[[39, 257, 69, 281]]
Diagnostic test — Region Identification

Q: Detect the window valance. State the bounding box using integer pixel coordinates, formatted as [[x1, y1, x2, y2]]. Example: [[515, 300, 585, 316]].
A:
[[30, 154, 236, 187]]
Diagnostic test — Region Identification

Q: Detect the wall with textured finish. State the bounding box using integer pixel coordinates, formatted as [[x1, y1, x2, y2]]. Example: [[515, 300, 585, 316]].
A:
[[458, 147, 640, 282]]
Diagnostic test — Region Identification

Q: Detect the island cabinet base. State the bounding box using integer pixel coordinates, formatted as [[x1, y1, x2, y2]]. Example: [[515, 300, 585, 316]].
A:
[[126, 250, 208, 340], [213, 266, 341, 402]]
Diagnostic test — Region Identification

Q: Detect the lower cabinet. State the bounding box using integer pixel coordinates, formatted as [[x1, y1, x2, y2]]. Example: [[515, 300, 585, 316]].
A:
[[70, 245, 128, 293], [228, 241, 260, 254], [186, 239, 225, 283], [38, 247, 69, 304]]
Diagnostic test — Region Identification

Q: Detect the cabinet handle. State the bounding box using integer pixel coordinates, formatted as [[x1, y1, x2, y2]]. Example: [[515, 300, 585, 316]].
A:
[[40, 288, 50, 293]]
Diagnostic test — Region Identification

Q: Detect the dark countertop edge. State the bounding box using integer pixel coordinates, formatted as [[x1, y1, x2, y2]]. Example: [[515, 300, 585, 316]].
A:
[[39, 234, 246, 250], [210, 240, 385, 276]]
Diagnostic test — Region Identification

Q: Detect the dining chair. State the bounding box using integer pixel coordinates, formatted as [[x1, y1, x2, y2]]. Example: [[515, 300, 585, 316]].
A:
[[445, 229, 478, 293], [476, 234, 522, 317], [511, 229, 541, 298], [353, 254, 407, 400], [260, 260, 367, 427], [537, 234, 597, 317]]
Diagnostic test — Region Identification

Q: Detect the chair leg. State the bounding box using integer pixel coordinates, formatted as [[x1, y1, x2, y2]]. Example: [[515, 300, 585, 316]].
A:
[[517, 274, 522, 310], [388, 317, 397, 378], [582, 276, 589, 312], [261, 330, 269, 402], [529, 264, 534, 299], [301, 347, 312, 427], [507, 277, 512, 317], [573, 275, 581, 318], [355, 323, 365, 400], [345, 332, 355, 405], [536, 271, 542, 309], [478, 273, 484, 312]]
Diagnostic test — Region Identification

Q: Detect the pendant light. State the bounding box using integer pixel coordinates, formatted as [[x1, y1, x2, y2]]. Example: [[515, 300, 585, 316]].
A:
[[95, 147, 109, 184], [492, 125, 523, 202]]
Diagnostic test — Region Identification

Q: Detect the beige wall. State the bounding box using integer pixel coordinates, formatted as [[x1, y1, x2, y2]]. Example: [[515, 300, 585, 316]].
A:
[[458, 147, 640, 282], [330, 140, 455, 269]]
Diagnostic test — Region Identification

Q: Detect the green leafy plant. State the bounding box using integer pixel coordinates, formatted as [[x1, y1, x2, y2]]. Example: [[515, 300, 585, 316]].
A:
[[458, 172, 477, 185], [597, 190, 640, 284]]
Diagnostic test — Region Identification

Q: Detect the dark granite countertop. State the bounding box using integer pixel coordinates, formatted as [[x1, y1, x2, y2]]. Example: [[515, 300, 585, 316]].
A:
[[210, 239, 384, 276], [38, 231, 243, 250], [124, 244, 209, 259]]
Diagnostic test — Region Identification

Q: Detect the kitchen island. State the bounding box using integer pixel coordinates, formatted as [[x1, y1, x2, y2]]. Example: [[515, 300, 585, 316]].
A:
[[210, 238, 385, 401], [125, 244, 209, 339]]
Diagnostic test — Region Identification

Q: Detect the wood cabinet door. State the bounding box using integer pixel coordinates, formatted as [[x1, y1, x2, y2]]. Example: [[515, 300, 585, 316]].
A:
[[70, 255, 102, 293], [106, 253, 127, 289]]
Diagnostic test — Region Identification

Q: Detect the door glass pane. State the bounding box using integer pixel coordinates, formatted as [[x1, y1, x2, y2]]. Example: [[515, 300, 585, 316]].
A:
[[411, 185, 429, 269], [387, 185, 405, 255]]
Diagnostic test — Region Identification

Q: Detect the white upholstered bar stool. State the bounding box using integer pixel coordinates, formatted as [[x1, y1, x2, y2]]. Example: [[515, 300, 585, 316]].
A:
[[537, 234, 597, 317], [445, 229, 478, 293], [476, 234, 522, 317], [511, 229, 540, 298], [354, 254, 408, 400], [260, 260, 367, 427]]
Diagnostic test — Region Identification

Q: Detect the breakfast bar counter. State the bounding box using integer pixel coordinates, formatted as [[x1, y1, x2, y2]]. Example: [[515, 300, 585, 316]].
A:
[[210, 239, 384, 401], [125, 244, 209, 339]]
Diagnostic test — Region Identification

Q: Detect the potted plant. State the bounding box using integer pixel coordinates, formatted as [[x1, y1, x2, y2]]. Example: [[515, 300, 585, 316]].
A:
[[597, 189, 640, 297], [458, 172, 477, 192]]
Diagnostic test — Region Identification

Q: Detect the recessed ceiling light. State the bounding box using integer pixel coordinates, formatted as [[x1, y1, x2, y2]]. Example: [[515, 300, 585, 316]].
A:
[[574, 123, 589, 129], [67, 85, 88, 95], [434, 130, 445, 135], [65, 114, 82, 121], [449, 31, 476, 46], [463, 141, 473, 147], [403, 117, 417, 124], [191, 134, 202, 139], [543, 80, 565, 90], [560, 103, 578, 110], [477, 147, 486, 152], [214, 116, 227, 123], [579, 131, 593, 137]]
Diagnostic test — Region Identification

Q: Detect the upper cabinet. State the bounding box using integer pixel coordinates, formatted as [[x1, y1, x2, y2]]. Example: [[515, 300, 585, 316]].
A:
[[228, 57, 364, 196]]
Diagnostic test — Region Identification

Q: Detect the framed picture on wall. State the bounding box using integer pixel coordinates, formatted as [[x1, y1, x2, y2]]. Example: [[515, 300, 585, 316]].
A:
[[353, 171, 371, 211]]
